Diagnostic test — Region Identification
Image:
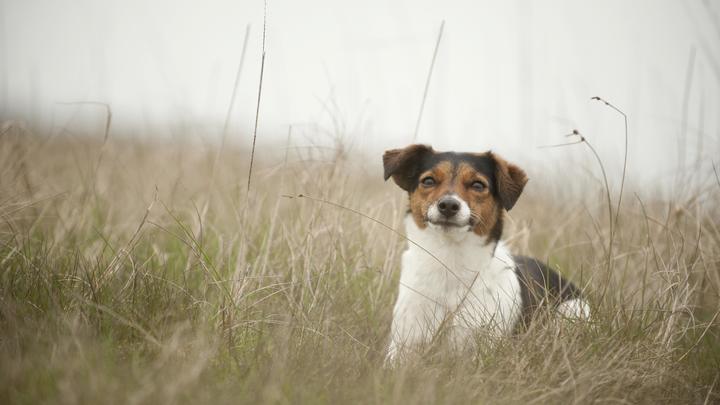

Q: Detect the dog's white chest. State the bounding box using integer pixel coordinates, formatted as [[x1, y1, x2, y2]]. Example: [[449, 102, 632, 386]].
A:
[[387, 216, 522, 360]]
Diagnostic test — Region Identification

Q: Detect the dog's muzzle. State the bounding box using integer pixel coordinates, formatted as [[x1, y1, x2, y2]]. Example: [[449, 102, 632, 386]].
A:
[[427, 194, 472, 228]]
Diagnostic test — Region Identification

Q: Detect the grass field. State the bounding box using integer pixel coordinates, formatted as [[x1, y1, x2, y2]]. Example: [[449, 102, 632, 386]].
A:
[[1, 124, 719, 404]]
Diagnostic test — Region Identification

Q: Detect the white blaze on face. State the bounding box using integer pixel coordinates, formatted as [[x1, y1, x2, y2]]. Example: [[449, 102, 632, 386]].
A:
[[426, 193, 472, 227]]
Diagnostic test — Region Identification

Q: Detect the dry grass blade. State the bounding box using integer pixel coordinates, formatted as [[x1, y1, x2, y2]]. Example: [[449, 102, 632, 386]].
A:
[[677, 309, 720, 361], [56, 101, 112, 142], [212, 23, 251, 184], [247, 1, 268, 194], [591, 96, 628, 231], [539, 129, 616, 303], [678, 47, 696, 175], [79, 298, 162, 348], [412, 20, 444, 142], [705, 373, 720, 405], [97, 187, 157, 287]]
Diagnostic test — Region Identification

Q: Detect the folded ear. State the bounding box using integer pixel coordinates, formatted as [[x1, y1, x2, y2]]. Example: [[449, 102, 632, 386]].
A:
[[490, 152, 528, 211], [382, 144, 434, 192]]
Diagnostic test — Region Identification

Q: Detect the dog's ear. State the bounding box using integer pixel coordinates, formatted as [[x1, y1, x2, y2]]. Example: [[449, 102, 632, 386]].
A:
[[490, 152, 528, 211], [383, 144, 434, 192]]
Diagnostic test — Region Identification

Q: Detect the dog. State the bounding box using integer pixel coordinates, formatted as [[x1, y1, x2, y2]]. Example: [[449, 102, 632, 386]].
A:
[[384, 144, 590, 362]]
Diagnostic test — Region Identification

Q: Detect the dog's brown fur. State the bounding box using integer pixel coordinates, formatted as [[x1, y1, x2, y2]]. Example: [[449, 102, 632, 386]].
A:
[[385, 145, 528, 242]]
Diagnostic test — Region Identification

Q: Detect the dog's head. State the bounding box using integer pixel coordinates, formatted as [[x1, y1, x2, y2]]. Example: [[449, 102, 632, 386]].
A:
[[383, 144, 528, 242]]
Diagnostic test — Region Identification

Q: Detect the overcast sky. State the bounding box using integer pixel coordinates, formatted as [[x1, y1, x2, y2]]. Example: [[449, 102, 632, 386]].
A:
[[1, 0, 719, 190]]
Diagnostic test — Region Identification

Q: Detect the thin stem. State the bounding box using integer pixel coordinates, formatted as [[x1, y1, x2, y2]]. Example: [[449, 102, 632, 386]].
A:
[[581, 136, 614, 252], [247, 1, 268, 194], [214, 24, 250, 181], [591, 96, 628, 232], [541, 130, 615, 303], [56, 101, 112, 142], [413, 20, 444, 142]]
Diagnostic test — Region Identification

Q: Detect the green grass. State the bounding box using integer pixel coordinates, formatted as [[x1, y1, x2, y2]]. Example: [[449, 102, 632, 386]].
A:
[[1, 128, 719, 404]]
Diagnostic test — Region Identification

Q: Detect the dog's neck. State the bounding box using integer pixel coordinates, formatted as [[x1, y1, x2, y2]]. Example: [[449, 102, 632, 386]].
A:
[[403, 215, 510, 283]]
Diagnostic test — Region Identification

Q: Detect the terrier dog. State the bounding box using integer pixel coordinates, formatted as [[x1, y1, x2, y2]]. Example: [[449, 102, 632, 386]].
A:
[[384, 144, 590, 361]]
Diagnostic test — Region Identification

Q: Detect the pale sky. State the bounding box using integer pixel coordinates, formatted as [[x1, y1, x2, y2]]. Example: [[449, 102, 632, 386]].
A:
[[1, 0, 719, 190]]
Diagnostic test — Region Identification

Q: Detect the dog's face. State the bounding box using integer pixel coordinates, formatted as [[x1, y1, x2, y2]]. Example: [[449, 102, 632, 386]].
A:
[[383, 144, 528, 241]]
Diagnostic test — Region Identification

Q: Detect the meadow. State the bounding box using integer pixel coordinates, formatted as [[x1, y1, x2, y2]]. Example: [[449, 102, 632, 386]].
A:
[[1, 123, 719, 404]]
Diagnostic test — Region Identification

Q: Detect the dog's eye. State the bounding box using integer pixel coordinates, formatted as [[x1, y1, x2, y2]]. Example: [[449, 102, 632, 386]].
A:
[[421, 177, 436, 187], [471, 181, 486, 191]]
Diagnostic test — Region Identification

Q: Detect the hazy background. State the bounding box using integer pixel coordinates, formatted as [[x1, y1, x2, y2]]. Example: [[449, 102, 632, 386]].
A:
[[1, 0, 719, 192]]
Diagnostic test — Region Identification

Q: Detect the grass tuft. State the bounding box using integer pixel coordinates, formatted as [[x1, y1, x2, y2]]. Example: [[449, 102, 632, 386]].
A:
[[1, 126, 719, 404]]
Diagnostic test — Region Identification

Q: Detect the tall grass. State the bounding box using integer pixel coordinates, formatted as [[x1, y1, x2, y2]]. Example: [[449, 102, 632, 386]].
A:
[[1, 124, 718, 404]]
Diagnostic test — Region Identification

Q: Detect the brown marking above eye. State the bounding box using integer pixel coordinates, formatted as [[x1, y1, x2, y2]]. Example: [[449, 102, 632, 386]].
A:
[[455, 163, 490, 194], [408, 162, 454, 229], [418, 162, 453, 187], [453, 162, 501, 238]]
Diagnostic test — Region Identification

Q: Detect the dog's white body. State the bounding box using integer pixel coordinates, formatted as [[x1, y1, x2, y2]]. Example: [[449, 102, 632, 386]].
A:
[[386, 215, 522, 361]]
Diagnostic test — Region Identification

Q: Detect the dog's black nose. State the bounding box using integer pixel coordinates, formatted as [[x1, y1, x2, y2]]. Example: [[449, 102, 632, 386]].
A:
[[437, 197, 460, 217]]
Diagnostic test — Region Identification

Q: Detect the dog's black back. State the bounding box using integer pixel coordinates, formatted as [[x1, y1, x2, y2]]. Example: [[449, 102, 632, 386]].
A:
[[513, 255, 583, 326]]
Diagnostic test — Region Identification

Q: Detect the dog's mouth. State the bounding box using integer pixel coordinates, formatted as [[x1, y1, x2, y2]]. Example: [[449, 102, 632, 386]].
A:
[[426, 217, 474, 230]]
